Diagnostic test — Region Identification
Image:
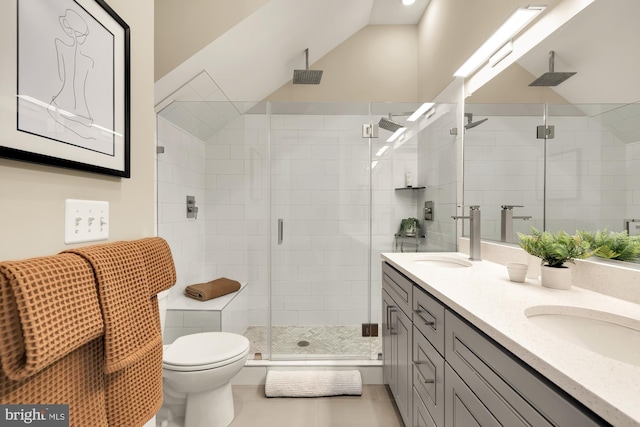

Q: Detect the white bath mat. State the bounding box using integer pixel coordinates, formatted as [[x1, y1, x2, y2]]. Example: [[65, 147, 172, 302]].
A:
[[264, 370, 362, 397]]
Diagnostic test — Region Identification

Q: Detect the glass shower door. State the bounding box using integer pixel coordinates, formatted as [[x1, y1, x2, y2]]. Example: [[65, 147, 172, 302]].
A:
[[268, 101, 374, 360]]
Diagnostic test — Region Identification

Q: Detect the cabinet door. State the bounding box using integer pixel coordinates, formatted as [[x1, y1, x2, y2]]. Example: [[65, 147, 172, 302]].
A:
[[382, 289, 395, 390], [445, 364, 499, 427], [393, 305, 412, 427], [414, 389, 438, 427]]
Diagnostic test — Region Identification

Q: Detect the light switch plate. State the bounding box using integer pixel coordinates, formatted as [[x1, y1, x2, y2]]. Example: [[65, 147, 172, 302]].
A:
[[64, 199, 109, 244]]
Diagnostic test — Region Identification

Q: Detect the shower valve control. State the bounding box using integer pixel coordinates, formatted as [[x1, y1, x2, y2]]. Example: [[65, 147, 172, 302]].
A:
[[424, 201, 434, 221]]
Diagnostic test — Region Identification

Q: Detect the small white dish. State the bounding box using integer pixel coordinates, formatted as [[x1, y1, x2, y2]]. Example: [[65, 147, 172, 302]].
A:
[[506, 263, 528, 283]]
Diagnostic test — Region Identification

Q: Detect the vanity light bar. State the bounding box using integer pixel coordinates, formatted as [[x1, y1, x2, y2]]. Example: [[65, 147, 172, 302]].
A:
[[407, 102, 435, 122], [454, 5, 546, 77], [489, 41, 514, 67]]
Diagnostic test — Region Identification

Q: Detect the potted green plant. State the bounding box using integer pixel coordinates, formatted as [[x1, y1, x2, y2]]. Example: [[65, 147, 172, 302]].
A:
[[577, 229, 640, 262], [517, 227, 595, 289], [395, 218, 421, 252]]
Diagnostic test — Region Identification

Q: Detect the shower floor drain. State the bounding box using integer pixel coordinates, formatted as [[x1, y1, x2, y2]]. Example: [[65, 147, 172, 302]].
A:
[[297, 340, 310, 347]]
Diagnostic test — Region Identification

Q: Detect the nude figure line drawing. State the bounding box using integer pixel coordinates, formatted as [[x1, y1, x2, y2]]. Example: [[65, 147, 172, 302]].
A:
[[47, 8, 97, 141]]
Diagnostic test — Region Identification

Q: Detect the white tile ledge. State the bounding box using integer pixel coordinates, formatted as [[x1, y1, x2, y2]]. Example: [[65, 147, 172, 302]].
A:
[[382, 251, 640, 427]]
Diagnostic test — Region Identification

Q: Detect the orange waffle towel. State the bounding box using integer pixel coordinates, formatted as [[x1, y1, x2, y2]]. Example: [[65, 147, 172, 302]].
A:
[[0, 254, 108, 427], [0, 254, 103, 380], [185, 277, 241, 301], [64, 237, 176, 427]]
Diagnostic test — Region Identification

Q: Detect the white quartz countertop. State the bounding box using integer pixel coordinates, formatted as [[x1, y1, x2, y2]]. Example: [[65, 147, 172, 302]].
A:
[[382, 252, 640, 427]]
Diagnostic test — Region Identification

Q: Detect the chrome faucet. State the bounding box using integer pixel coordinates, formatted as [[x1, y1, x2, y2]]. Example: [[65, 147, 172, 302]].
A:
[[500, 205, 532, 243], [452, 206, 481, 261]]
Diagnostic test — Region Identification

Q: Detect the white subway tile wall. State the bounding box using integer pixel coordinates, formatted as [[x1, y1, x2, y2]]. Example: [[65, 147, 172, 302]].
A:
[[464, 114, 631, 240], [629, 141, 640, 234], [158, 108, 458, 351], [157, 116, 208, 298]]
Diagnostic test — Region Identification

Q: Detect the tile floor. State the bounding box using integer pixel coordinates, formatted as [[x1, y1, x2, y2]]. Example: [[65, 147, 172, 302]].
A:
[[229, 385, 404, 427]]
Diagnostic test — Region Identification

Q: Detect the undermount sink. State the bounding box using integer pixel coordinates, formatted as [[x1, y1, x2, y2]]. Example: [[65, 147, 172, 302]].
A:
[[413, 255, 472, 268], [525, 305, 640, 367]]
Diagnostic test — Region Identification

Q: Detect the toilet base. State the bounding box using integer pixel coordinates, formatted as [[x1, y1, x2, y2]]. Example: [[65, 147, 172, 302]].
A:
[[185, 382, 235, 427]]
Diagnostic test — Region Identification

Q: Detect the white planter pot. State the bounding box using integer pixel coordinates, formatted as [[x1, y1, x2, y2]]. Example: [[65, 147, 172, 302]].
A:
[[526, 254, 541, 280], [540, 265, 572, 290], [404, 225, 416, 237]]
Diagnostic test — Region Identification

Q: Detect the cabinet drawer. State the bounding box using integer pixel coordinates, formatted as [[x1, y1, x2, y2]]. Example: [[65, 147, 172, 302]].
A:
[[413, 388, 437, 427], [413, 286, 445, 355], [382, 262, 413, 316], [445, 310, 605, 427], [444, 363, 499, 427], [413, 326, 444, 427]]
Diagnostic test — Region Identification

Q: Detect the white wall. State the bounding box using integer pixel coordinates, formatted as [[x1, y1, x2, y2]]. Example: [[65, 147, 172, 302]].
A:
[[627, 141, 640, 236], [204, 113, 269, 327], [156, 116, 207, 295], [417, 106, 459, 252], [464, 114, 629, 240]]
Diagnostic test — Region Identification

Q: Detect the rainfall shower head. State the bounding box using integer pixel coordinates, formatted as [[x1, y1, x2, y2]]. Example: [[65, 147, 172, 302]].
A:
[[450, 113, 488, 135], [465, 117, 488, 130], [378, 116, 405, 133], [293, 48, 323, 85], [529, 51, 576, 87], [464, 113, 488, 130]]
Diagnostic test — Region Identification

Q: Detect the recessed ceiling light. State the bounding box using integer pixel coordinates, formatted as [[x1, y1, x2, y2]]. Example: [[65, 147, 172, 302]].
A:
[[402, 0, 416, 5]]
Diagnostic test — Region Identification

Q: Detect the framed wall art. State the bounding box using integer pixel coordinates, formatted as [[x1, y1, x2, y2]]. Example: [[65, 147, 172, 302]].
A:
[[0, 0, 130, 177]]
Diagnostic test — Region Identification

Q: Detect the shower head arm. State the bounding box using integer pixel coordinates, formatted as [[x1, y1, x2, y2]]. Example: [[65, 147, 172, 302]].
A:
[[464, 112, 473, 124], [304, 48, 310, 71], [548, 50, 555, 73]]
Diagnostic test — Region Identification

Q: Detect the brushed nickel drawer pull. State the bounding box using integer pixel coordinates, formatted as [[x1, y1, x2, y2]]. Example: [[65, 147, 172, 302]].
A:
[[413, 361, 435, 384], [414, 309, 436, 327]]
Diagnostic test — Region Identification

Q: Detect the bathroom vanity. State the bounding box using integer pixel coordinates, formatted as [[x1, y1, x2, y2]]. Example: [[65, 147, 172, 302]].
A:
[[381, 253, 640, 427]]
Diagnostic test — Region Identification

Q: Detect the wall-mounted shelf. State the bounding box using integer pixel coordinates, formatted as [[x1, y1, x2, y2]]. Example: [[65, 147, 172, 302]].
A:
[[395, 186, 426, 191]]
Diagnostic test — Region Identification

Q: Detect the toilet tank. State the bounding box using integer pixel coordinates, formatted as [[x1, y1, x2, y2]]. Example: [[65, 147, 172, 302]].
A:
[[157, 289, 171, 335]]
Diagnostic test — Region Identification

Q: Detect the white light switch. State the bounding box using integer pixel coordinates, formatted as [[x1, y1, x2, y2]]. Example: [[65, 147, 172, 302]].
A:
[[64, 199, 109, 244]]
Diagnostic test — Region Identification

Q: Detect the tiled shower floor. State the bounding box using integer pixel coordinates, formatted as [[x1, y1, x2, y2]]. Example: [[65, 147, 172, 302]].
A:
[[243, 325, 382, 360]]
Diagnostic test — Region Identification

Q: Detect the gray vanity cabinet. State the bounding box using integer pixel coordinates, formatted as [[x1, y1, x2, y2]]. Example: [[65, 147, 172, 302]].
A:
[[412, 286, 446, 427], [382, 264, 413, 427], [381, 261, 606, 427]]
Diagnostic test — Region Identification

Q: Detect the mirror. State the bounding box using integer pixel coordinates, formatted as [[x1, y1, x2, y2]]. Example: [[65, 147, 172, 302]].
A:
[[463, 0, 640, 256]]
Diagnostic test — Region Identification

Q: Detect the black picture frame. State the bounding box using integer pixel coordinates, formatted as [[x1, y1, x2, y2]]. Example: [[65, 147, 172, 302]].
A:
[[1, 0, 131, 178]]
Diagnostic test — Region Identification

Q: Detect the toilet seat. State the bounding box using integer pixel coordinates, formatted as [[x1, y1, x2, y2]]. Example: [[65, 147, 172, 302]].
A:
[[163, 332, 250, 372]]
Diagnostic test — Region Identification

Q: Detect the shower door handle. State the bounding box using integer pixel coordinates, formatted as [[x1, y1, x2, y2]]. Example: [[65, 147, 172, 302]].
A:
[[278, 219, 284, 245]]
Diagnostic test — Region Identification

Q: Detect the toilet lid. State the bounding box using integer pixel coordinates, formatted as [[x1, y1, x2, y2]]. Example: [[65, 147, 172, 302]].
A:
[[163, 332, 250, 367]]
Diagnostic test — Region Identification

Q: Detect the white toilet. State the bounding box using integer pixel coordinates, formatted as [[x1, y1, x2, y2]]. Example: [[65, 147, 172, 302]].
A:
[[157, 291, 250, 427]]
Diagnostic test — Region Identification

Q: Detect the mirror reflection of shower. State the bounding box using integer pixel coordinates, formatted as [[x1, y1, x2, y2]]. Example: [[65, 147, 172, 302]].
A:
[[450, 113, 488, 135]]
